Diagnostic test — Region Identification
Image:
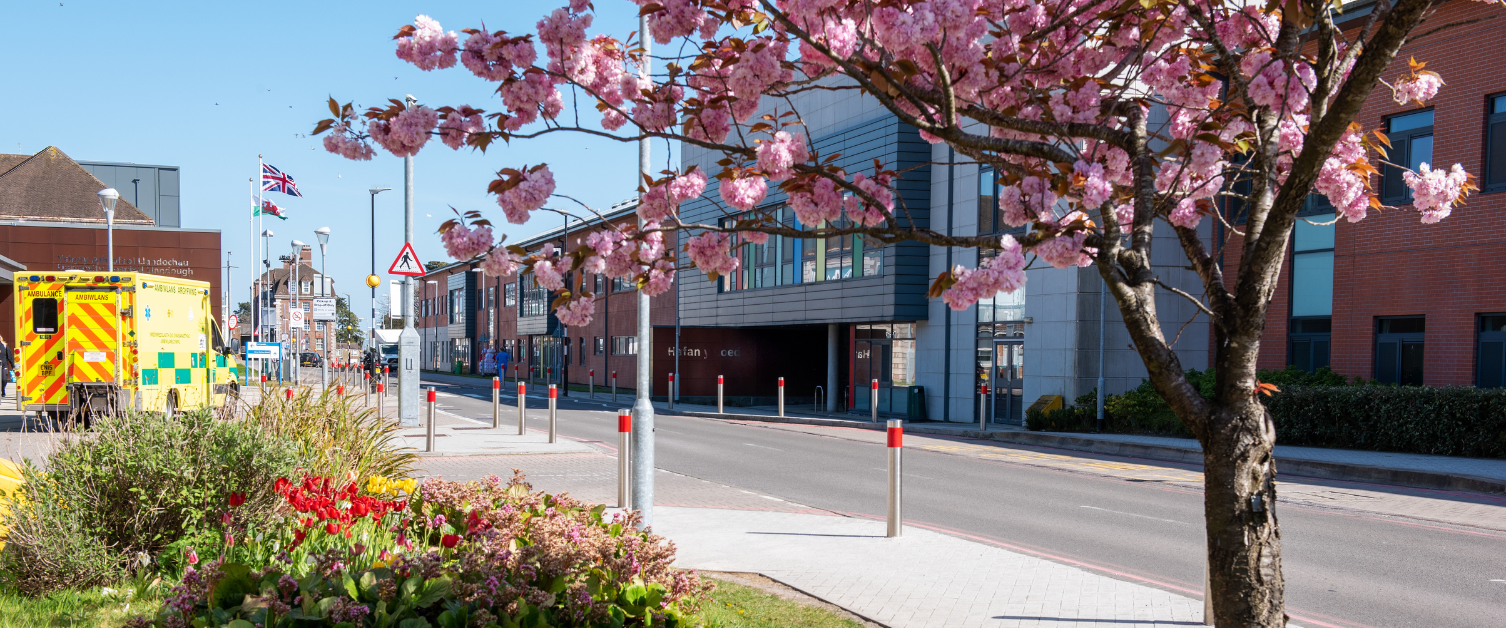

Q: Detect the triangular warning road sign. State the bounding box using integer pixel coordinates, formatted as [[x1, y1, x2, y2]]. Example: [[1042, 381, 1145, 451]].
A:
[[389, 242, 425, 277]]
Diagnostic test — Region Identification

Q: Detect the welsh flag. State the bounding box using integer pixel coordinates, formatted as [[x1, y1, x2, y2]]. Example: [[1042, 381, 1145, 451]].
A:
[[255, 199, 288, 220]]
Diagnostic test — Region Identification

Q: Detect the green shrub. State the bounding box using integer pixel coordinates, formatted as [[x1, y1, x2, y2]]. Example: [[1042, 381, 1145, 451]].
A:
[[1267, 385, 1506, 458], [1, 411, 299, 596], [242, 387, 416, 482]]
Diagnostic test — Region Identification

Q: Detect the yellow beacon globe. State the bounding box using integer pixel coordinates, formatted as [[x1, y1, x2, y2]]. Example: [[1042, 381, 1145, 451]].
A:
[[365, 274, 381, 288]]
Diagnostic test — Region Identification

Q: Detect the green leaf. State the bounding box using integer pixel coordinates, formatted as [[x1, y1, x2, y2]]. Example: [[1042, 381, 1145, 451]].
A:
[[415, 575, 453, 608], [210, 563, 258, 611], [344, 572, 361, 600], [400, 619, 434, 628], [228, 620, 257, 628]]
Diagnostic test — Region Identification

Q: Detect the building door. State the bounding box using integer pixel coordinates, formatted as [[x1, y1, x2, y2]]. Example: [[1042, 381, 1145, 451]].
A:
[[991, 341, 1024, 425]]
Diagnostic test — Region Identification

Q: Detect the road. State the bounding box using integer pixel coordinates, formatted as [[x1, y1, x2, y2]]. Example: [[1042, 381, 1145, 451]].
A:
[[422, 379, 1506, 628]]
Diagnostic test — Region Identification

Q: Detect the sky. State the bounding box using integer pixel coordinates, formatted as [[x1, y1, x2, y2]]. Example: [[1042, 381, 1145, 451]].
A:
[[0, 0, 672, 326]]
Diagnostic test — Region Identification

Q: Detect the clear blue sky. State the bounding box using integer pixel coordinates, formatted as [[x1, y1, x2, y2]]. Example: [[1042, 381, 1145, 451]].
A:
[[0, 0, 668, 325]]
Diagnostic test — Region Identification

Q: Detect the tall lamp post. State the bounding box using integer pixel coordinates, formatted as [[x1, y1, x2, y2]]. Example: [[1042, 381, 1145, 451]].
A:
[[97, 189, 119, 272], [316, 226, 331, 389], [369, 187, 391, 355], [261, 229, 275, 379], [291, 239, 305, 384]]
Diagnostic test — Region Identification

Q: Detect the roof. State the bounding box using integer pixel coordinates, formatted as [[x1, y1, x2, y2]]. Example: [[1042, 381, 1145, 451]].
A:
[[253, 263, 332, 298], [0, 147, 155, 224], [421, 198, 641, 278]]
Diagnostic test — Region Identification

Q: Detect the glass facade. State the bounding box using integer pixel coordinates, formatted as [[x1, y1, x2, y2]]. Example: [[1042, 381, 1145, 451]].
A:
[[977, 322, 1026, 425], [851, 324, 917, 416], [720, 206, 883, 292]]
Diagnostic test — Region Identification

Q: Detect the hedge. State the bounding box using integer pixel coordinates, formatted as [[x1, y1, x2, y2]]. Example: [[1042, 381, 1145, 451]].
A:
[[1027, 367, 1506, 459]]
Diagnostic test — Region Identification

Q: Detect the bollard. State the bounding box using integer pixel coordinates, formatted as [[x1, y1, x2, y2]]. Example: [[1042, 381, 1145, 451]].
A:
[[425, 387, 436, 453], [517, 382, 527, 436], [611, 371, 618, 402], [492, 377, 500, 429], [717, 375, 724, 413], [887, 419, 903, 537], [589, 369, 596, 399], [668, 373, 675, 410], [337, 384, 344, 396], [547, 384, 558, 444], [618, 408, 632, 510], [777, 377, 785, 417], [871, 379, 879, 423], [363, 371, 370, 406], [980, 383, 989, 431], [285, 388, 293, 401]]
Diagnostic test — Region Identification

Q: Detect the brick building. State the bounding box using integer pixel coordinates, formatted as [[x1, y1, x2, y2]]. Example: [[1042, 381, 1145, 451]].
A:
[[418, 199, 676, 394], [244, 245, 337, 357], [1222, 0, 1506, 386]]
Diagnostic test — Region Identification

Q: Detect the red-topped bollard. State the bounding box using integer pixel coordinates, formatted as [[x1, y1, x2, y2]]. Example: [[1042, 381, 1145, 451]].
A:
[[778, 376, 785, 417], [618, 408, 632, 510], [589, 368, 596, 399], [887, 419, 903, 538], [516, 382, 527, 436], [425, 387, 437, 453], [547, 384, 558, 444], [668, 372, 675, 410], [491, 376, 501, 429], [611, 370, 618, 402], [337, 385, 344, 396], [871, 378, 879, 423]]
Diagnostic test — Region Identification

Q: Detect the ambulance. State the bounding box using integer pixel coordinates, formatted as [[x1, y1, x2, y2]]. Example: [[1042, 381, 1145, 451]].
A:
[[15, 271, 240, 419]]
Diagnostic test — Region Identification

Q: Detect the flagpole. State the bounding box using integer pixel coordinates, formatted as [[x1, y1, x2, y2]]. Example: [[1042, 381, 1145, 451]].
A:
[[248, 176, 256, 384]]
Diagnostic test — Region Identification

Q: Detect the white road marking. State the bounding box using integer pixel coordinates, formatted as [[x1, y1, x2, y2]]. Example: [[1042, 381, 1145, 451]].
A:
[[1079, 505, 1187, 525], [744, 443, 783, 451], [873, 467, 935, 480]]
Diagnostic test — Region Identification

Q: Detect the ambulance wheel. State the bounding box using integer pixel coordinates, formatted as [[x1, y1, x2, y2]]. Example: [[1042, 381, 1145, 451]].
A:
[[164, 391, 179, 417]]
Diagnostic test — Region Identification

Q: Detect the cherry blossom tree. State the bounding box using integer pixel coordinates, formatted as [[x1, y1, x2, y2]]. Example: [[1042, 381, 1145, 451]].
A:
[[314, 0, 1497, 623]]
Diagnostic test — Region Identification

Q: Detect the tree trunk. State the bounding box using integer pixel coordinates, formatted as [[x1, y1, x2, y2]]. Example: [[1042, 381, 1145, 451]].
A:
[[1203, 397, 1284, 626]]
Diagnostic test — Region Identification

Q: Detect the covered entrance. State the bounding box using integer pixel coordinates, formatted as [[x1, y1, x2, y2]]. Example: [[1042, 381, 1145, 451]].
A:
[[976, 322, 1025, 425], [851, 323, 918, 417]]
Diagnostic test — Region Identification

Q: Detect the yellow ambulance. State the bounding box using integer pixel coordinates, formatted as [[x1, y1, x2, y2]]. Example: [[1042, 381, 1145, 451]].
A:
[[15, 271, 240, 419]]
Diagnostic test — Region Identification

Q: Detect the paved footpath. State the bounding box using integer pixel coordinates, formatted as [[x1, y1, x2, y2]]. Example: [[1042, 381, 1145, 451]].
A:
[[417, 449, 1218, 628]]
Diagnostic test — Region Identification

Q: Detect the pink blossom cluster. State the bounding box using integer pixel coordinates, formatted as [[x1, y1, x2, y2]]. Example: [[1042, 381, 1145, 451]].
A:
[[630, 80, 684, 132], [728, 38, 791, 103], [1404, 163, 1470, 223], [439, 110, 485, 150], [555, 295, 595, 327], [441, 222, 494, 260], [367, 105, 439, 158], [480, 247, 522, 277], [1240, 51, 1316, 112], [638, 170, 707, 223], [756, 132, 809, 181], [499, 71, 563, 131], [322, 125, 374, 161], [586, 229, 637, 279], [1311, 128, 1372, 222], [941, 235, 1027, 311], [845, 173, 894, 227], [537, 8, 591, 67], [1073, 160, 1113, 209], [720, 174, 768, 211], [396, 15, 459, 71], [686, 231, 740, 277], [1212, 6, 1279, 49], [795, 15, 858, 74], [789, 177, 843, 226], [461, 30, 536, 81], [637, 222, 667, 260], [632, 0, 715, 44], [532, 249, 568, 291], [1033, 212, 1096, 269], [496, 165, 555, 224], [642, 259, 677, 296], [1392, 72, 1444, 106], [999, 176, 1057, 227]]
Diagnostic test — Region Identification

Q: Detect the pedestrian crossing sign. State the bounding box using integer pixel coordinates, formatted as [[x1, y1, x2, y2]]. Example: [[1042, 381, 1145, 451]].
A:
[[388, 242, 424, 277]]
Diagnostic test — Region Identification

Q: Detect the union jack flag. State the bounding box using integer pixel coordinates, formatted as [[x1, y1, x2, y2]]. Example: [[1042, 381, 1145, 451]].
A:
[[261, 163, 303, 198]]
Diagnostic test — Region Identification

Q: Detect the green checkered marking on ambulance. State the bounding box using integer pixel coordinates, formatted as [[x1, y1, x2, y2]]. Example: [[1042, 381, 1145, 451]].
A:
[[175, 369, 192, 384], [158, 352, 176, 368], [142, 369, 158, 386], [216, 354, 227, 368]]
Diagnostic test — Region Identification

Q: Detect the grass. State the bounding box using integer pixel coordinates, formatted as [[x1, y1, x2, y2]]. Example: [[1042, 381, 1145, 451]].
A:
[[695, 578, 865, 628], [0, 581, 164, 627]]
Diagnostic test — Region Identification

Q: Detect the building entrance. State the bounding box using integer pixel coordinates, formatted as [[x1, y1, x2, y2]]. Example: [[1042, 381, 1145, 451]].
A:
[[976, 322, 1025, 425], [851, 323, 916, 416]]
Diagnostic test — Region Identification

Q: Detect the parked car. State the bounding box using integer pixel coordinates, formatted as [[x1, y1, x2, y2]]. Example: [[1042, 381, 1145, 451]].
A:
[[299, 352, 323, 367]]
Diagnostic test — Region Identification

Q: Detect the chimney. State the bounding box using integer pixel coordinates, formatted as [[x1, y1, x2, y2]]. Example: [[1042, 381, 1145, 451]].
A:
[[301, 245, 312, 265]]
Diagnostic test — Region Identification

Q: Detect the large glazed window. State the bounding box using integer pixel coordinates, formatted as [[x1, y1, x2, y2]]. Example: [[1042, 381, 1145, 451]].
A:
[[32, 298, 58, 334], [1485, 94, 1506, 193], [1380, 110, 1434, 204], [1375, 317, 1425, 385]]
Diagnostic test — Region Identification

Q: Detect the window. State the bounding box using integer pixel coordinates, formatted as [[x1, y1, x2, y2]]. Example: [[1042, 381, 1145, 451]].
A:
[[32, 298, 57, 334], [612, 277, 631, 293], [824, 218, 853, 280], [979, 165, 997, 234], [448, 289, 464, 324], [976, 248, 1025, 322], [1381, 110, 1434, 204], [302, 281, 311, 294], [594, 274, 604, 294], [1486, 94, 1506, 193], [1478, 315, 1506, 388], [520, 276, 549, 317], [315, 321, 324, 331], [1290, 317, 1332, 372], [579, 337, 587, 365], [594, 337, 605, 355], [504, 282, 517, 307], [1290, 211, 1334, 371], [1376, 317, 1425, 385], [317, 338, 325, 350], [611, 336, 637, 356]]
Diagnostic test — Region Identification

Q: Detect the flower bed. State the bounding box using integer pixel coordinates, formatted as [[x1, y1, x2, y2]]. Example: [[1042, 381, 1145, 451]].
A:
[[132, 472, 708, 627]]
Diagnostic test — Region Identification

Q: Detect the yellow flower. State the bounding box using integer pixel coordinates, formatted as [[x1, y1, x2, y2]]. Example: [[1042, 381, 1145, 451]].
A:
[[372, 559, 388, 569]]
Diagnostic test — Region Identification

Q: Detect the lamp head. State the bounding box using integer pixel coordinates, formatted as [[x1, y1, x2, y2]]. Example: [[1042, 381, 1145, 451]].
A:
[[97, 188, 119, 216], [369, 187, 391, 195], [315, 227, 330, 246], [262, 229, 274, 238]]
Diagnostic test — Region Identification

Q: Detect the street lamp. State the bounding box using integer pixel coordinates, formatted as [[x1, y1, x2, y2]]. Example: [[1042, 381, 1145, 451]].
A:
[[315, 226, 331, 388], [369, 187, 391, 353], [291, 239, 305, 383], [97, 188, 119, 272]]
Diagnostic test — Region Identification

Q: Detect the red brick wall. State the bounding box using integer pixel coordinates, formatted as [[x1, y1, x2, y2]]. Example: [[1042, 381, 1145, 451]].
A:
[[1222, 2, 1506, 385]]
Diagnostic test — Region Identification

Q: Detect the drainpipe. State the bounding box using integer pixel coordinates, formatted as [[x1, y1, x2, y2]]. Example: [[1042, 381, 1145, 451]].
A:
[[1097, 274, 1106, 432], [943, 147, 954, 422]]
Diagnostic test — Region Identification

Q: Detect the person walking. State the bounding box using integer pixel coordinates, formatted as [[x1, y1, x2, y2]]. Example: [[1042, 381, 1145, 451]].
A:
[[0, 337, 14, 398]]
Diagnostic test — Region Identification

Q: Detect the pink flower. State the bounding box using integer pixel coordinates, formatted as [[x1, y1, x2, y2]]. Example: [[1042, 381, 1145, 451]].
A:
[[844, 173, 893, 227], [789, 177, 843, 226], [1074, 160, 1113, 208], [496, 165, 555, 224], [667, 169, 708, 203], [441, 223, 494, 260], [185, 548, 199, 565], [533, 259, 565, 291], [1393, 72, 1444, 106], [461, 30, 536, 81], [634, 0, 708, 44], [1000, 177, 1056, 227], [721, 174, 768, 211], [728, 38, 791, 106], [756, 132, 809, 181], [481, 247, 522, 276], [1034, 212, 1096, 268], [499, 72, 563, 130], [942, 235, 1027, 311], [368, 106, 439, 158], [322, 126, 374, 161], [687, 232, 740, 277], [1403, 162, 1470, 223], [438, 110, 485, 150], [642, 259, 676, 296], [555, 295, 595, 327], [395, 15, 458, 71]]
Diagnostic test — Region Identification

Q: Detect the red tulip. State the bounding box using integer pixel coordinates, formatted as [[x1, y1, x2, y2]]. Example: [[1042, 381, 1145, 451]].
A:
[[228, 492, 246, 508], [186, 548, 199, 565], [353, 543, 366, 556], [275, 478, 291, 495], [225, 532, 235, 548], [220, 511, 232, 525], [441, 534, 461, 549], [325, 521, 340, 535], [351, 502, 370, 517], [293, 529, 306, 542]]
